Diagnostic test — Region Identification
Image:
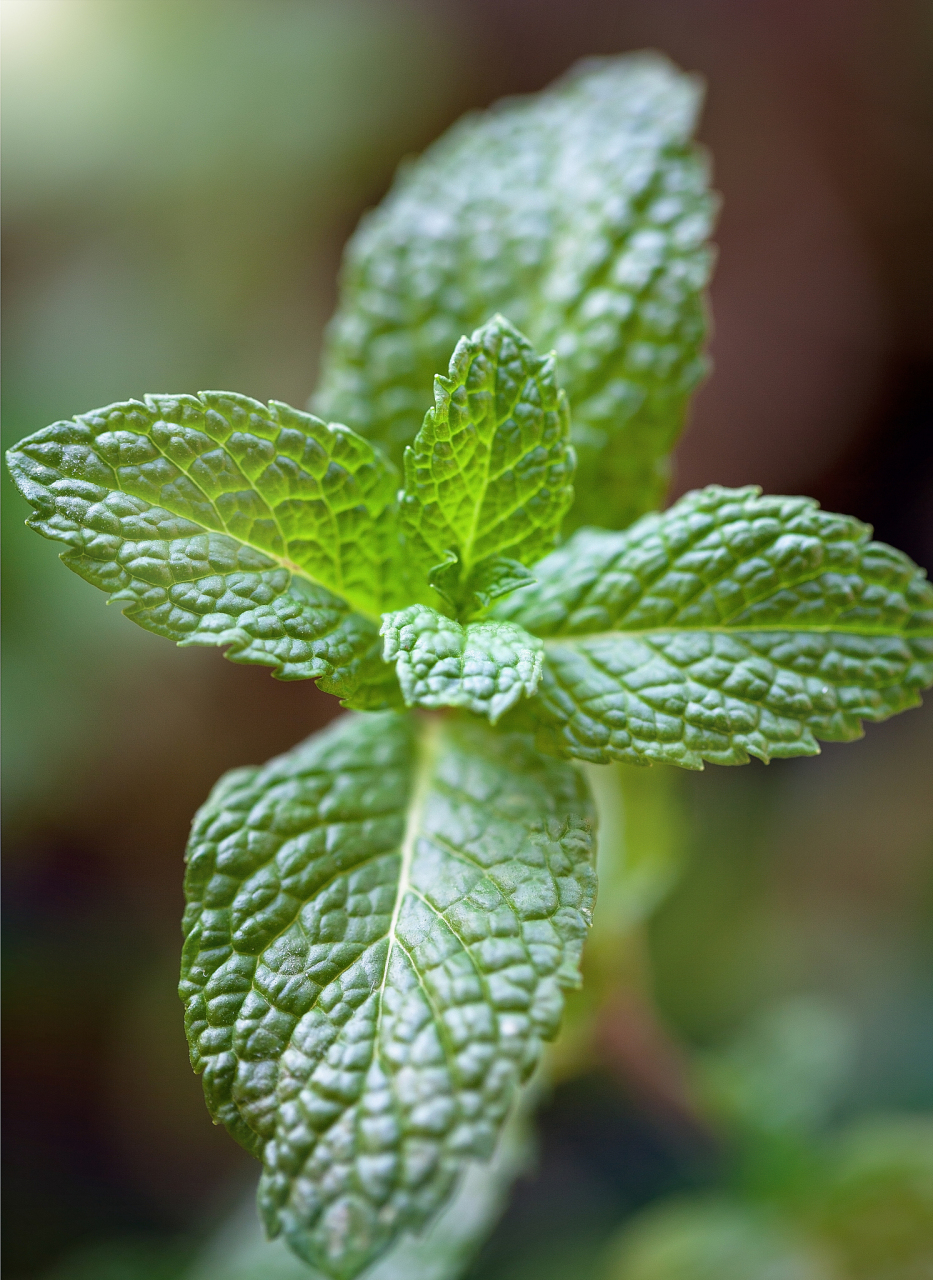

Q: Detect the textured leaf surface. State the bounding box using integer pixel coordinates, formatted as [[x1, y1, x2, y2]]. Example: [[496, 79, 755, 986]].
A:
[[315, 54, 715, 531], [381, 605, 544, 722], [180, 711, 595, 1278], [189, 1103, 533, 1280], [495, 486, 933, 767], [399, 317, 573, 613], [6, 393, 403, 703]]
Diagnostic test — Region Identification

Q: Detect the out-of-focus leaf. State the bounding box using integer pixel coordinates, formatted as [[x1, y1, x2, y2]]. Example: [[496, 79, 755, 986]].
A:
[[602, 1199, 835, 1280], [315, 54, 715, 532]]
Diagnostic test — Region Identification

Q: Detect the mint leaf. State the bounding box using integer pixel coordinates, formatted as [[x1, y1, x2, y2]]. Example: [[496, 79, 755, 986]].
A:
[[189, 1100, 533, 1280], [400, 316, 574, 614], [315, 54, 714, 531], [495, 486, 933, 767], [381, 605, 544, 722], [6, 393, 403, 704], [429, 553, 536, 617], [180, 710, 595, 1278]]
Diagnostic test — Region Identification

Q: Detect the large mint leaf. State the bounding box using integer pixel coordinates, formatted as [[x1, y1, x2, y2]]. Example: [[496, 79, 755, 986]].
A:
[[6, 393, 403, 705], [381, 605, 544, 722], [180, 710, 595, 1279], [399, 316, 574, 613], [495, 486, 933, 767], [315, 54, 715, 531]]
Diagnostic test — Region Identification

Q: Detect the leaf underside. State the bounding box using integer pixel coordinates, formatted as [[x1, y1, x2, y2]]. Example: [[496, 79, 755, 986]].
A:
[[315, 53, 716, 531], [381, 605, 544, 723], [495, 486, 933, 766], [180, 710, 595, 1279], [400, 316, 574, 614], [6, 392, 402, 706]]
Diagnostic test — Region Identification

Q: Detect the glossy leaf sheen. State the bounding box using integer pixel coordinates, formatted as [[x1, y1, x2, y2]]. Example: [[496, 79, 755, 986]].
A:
[[381, 605, 544, 722], [180, 711, 595, 1278], [495, 486, 933, 766], [315, 54, 715, 531], [400, 316, 573, 611], [6, 393, 402, 704]]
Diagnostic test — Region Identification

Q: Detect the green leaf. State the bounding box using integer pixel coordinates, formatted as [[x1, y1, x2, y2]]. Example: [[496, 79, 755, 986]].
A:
[[603, 1199, 835, 1280], [5, 393, 404, 705], [399, 316, 574, 614], [180, 710, 595, 1279], [315, 53, 715, 531], [188, 1100, 534, 1280], [495, 486, 933, 767], [429, 554, 536, 617], [381, 605, 544, 723]]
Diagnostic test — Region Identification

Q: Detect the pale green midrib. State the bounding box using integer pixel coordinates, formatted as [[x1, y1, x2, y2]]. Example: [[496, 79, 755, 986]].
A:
[[375, 715, 443, 1032], [458, 347, 540, 577], [541, 619, 933, 643]]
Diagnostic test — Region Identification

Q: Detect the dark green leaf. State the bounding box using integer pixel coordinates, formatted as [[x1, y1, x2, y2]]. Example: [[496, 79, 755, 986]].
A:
[[180, 711, 595, 1278]]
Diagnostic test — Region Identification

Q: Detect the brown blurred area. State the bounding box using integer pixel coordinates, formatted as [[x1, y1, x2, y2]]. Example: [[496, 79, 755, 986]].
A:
[[2, 2, 932, 1277]]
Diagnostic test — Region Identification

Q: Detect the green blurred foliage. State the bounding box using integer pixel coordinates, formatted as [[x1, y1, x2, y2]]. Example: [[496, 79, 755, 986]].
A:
[[2, 0, 465, 816]]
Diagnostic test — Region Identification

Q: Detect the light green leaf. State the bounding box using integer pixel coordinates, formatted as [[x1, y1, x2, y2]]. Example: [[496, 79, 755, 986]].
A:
[[430, 554, 536, 617], [180, 710, 595, 1279], [315, 53, 715, 531], [6, 393, 404, 704], [400, 316, 574, 613], [495, 486, 933, 767], [381, 604, 544, 723]]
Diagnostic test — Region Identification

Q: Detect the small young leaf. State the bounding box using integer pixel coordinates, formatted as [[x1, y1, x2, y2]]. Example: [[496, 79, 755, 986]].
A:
[[495, 486, 933, 767], [6, 393, 404, 704], [180, 710, 595, 1278], [315, 54, 715, 531], [400, 316, 574, 613], [381, 604, 544, 722], [427, 553, 536, 617]]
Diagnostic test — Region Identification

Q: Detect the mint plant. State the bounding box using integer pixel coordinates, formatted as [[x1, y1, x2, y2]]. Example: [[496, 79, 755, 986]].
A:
[[7, 54, 933, 1280]]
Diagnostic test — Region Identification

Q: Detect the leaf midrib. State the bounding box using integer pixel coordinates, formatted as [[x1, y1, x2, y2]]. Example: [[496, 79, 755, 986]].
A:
[[448, 341, 534, 576], [375, 714, 442, 1034]]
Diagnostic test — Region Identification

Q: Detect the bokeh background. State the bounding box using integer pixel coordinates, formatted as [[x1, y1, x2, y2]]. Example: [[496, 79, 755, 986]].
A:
[[3, 2, 932, 1277]]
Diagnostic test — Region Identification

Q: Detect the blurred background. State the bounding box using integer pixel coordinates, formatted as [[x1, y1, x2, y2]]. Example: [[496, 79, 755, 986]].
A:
[[2, 2, 932, 1277]]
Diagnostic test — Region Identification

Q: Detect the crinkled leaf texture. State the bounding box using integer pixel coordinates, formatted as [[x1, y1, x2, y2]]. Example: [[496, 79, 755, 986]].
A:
[[495, 486, 933, 767], [315, 53, 715, 532], [5, 393, 403, 707], [382, 605, 544, 723], [188, 1101, 533, 1280], [180, 710, 595, 1279], [400, 316, 574, 614]]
